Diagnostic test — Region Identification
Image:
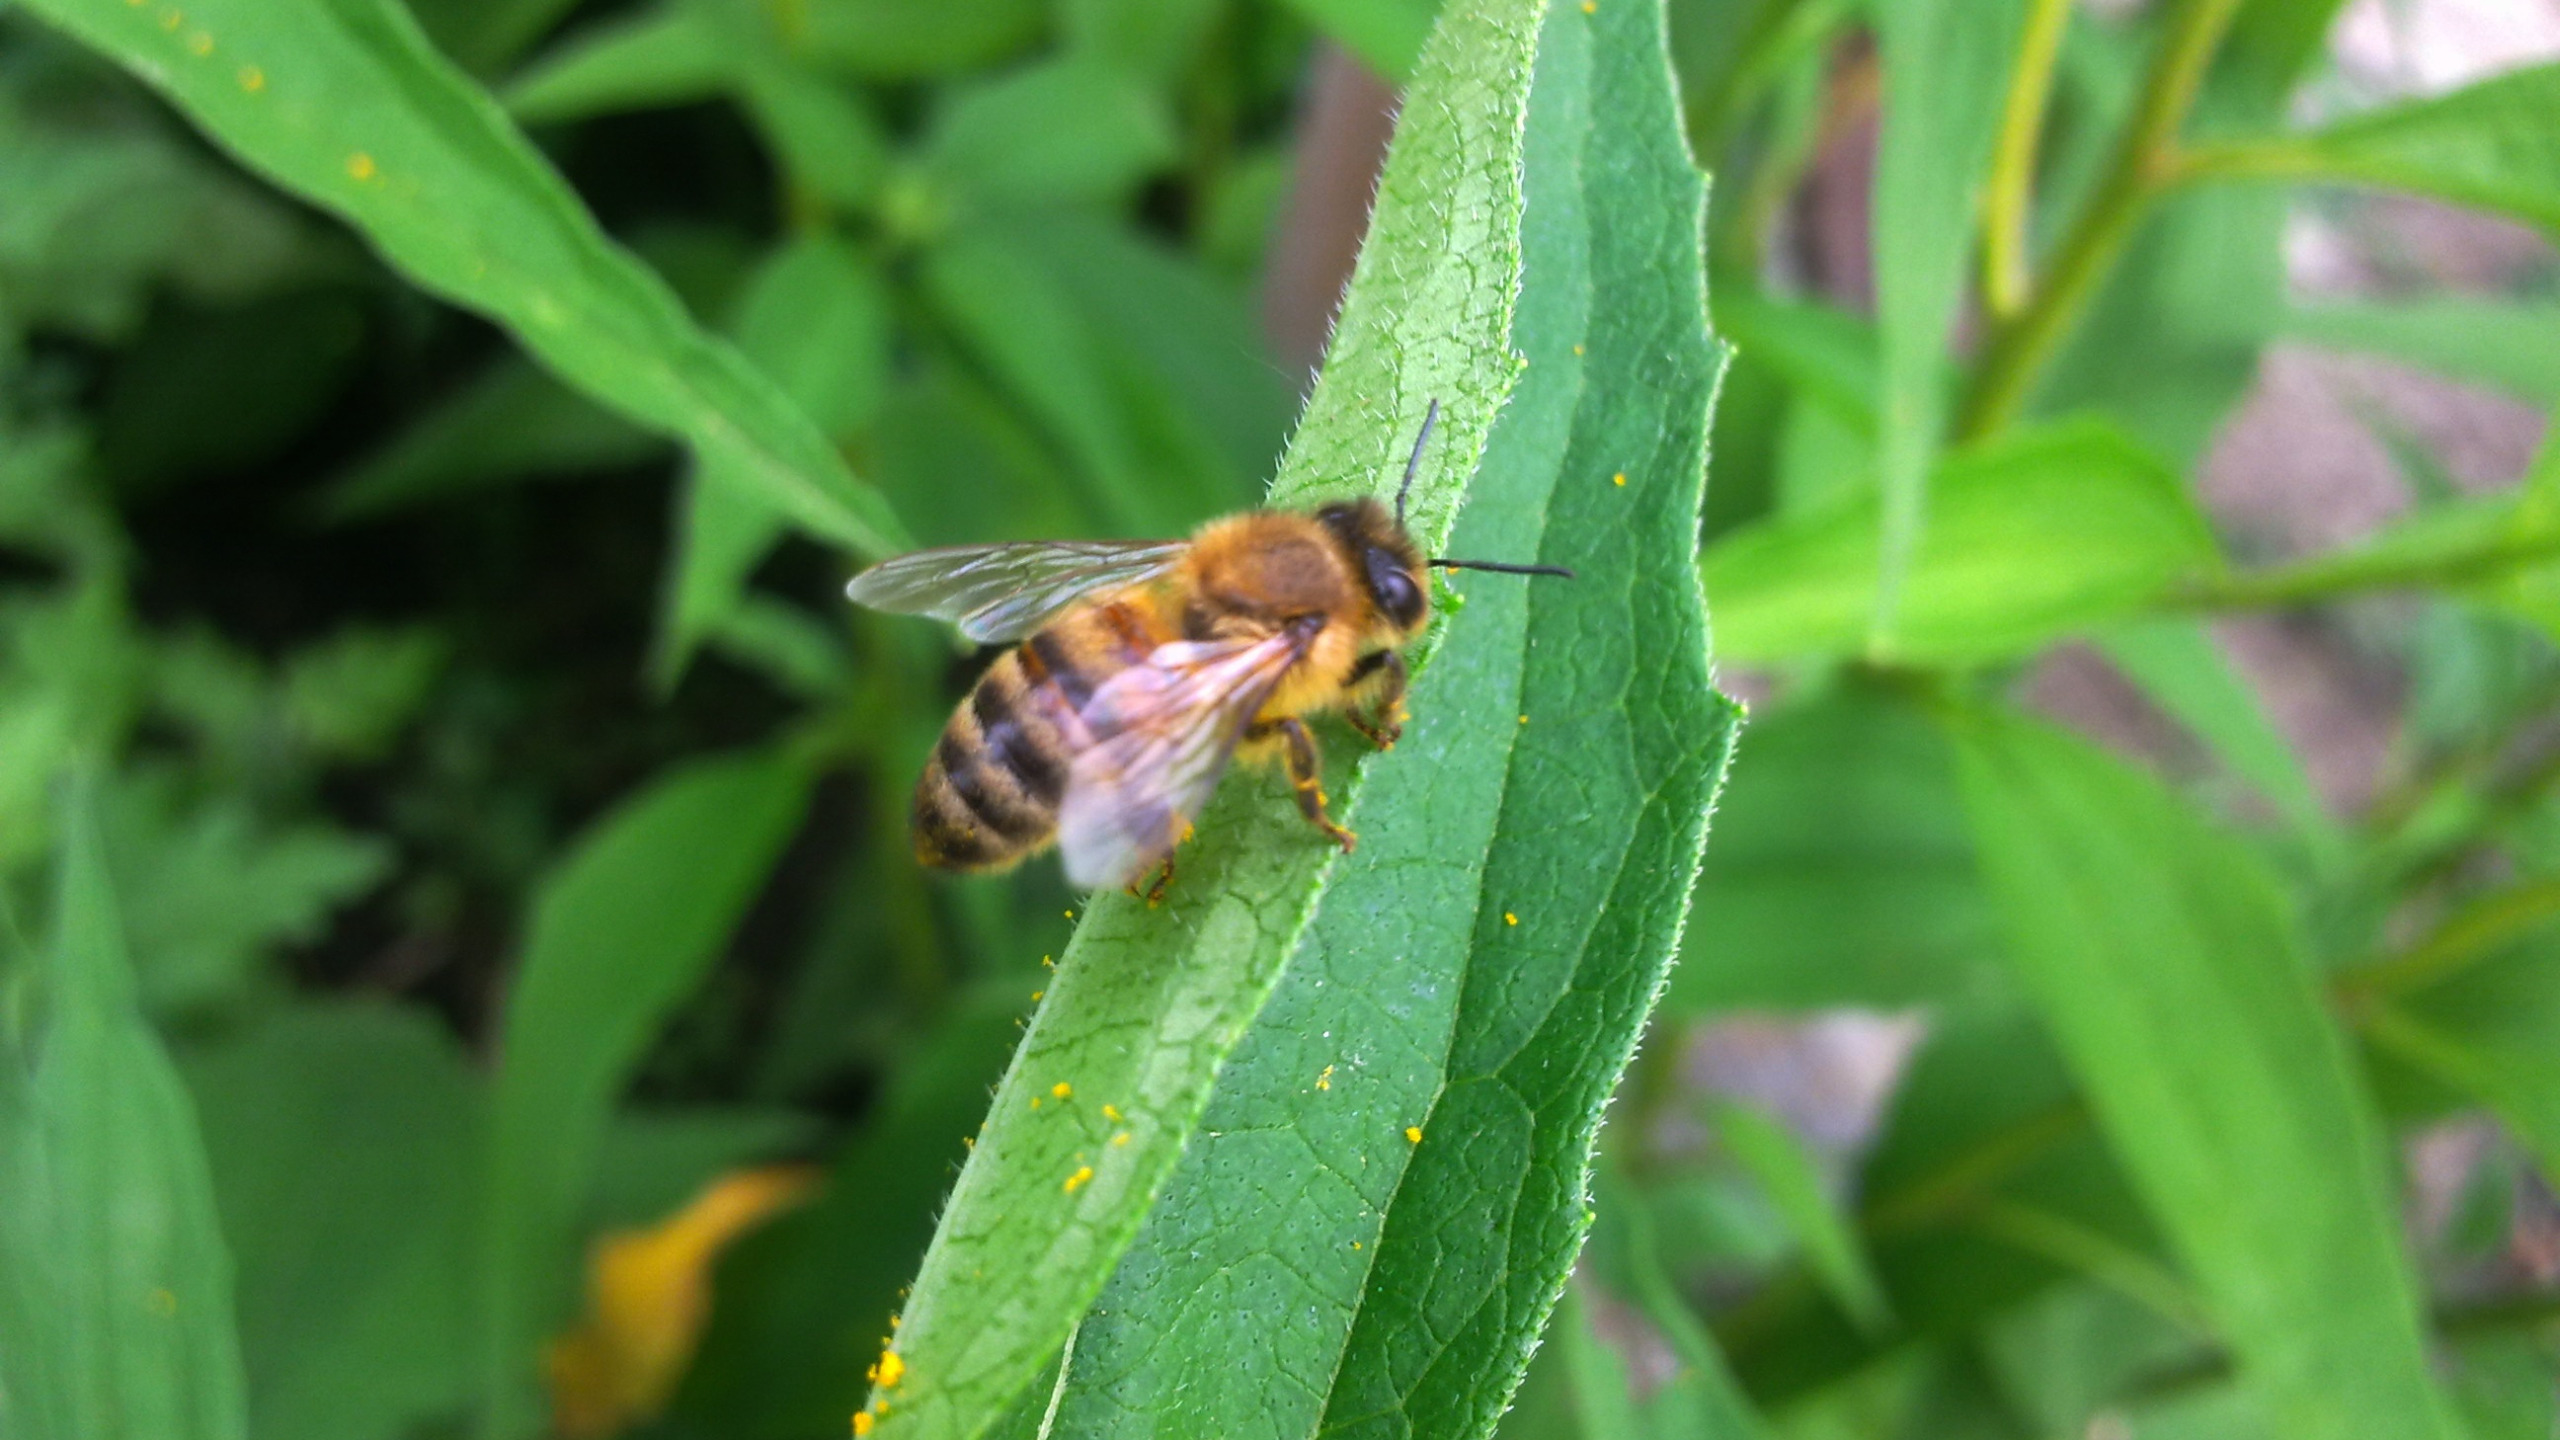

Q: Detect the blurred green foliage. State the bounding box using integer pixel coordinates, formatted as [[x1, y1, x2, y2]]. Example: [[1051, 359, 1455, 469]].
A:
[[3, 0, 2559, 1436]]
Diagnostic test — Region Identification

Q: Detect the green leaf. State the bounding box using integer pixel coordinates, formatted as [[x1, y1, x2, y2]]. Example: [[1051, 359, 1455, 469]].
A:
[[660, 235, 891, 684], [317, 358, 662, 520], [101, 769, 392, 1014], [922, 57, 1179, 210], [184, 1002, 480, 1440], [0, 777, 248, 1440], [2363, 931, 2560, 1190], [2189, 62, 2560, 234], [503, 4, 730, 123], [1280, 0, 1441, 82], [1704, 420, 2221, 666], [676, 989, 1029, 1440], [2092, 617, 2336, 852], [1709, 1100, 1891, 1335], [796, 0, 1045, 80], [2278, 298, 2560, 409], [919, 222, 1245, 538], [477, 750, 811, 1437], [20, 0, 910, 559], [1041, 2, 1733, 1436], [1867, 0, 2031, 645], [862, 0, 1712, 1433], [1671, 683, 2002, 1012], [1948, 708, 2467, 1440], [1578, 1165, 1771, 1440]]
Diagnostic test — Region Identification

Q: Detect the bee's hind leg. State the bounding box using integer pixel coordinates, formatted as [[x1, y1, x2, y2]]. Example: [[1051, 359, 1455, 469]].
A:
[[1265, 717, 1356, 854], [1126, 853, 1175, 906], [1344, 651, 1408, 750]]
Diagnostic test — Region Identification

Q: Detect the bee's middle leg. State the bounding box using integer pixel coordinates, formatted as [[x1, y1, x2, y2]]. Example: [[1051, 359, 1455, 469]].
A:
[[1343, 650, 1408, 749], [1259, 717, 1356, 853]]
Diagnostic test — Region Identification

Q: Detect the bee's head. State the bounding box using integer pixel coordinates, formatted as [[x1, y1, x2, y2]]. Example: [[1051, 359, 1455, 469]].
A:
[[1314, 498, 1430, 637]]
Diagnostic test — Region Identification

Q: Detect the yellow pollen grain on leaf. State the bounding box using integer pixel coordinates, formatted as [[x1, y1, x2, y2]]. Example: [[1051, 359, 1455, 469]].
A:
[[159, 9, 183, 29], [1052, 1082, 1072, 1100], [1112, 1131, 1130, 1146], [889, 1315, 900, 1330], [1582, 0, 1597, 11], [1064, 1165, 1094, 1194], [1042, 954, 1055, 968], [875, 1350, 905, 1388], [1405, 1126, 1423, 1144], [1030, 1096, 1042, 1109], [1317, 1064, 1334, 1091], [1518, 714, 1529, 725], [346, 152, 378, 181], [1612, 472, 1627, 487], [1102, 1104, 1122, 1121], [962, 1135, 974, 1148], [853, 1412, 874, 1435], [1063, 909, 1075, 920], [1573, 343, 1585, 356], [1352, 1240, 1363, 1250], [238, 64, 264, 91], [1505, 912, 1519, 926], [1031, 990, 1043, 1002]]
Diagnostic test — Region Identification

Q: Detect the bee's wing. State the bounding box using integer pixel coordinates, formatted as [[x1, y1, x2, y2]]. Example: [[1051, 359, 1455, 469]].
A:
[[1054, 627, 1315, 890], [844, 540, 1189, 644]]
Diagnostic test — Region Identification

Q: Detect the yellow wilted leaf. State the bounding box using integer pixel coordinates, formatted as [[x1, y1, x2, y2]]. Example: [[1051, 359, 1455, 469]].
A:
[[546, 1165, 820, 1438]]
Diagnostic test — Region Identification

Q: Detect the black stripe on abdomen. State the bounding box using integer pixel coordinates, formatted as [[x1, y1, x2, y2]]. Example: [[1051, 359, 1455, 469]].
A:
[[971, 685, 1067, 807]]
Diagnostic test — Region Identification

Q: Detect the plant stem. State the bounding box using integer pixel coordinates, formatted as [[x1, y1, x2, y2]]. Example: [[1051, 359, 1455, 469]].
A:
[[1981, 0, 2076, 319], [2172, 527, 2560, 611], [2336, 876, 2560, 1001], [1959, 0, 2247, 439]]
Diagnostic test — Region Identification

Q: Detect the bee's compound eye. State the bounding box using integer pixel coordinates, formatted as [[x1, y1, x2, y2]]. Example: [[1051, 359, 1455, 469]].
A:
[[1365, 549, 1424, 629]]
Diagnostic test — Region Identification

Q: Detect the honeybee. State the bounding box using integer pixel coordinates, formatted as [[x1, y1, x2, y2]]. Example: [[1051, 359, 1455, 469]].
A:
[[844, 404, 1572, 892]]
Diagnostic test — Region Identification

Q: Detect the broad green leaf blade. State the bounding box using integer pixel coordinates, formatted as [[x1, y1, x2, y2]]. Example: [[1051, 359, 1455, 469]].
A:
[[317, 359, 661, 520], [479, 751, 811, 1438], [21, 0, 909, 558], [1672, 683, 2000, 1012], [863, 0, 1546, 1432], [1709, 1100, 1890, 1334], [0, 778, 247, 1440], [795, 0, 1043, 80], [1705, 420, 2221, 665], [1035, 3, 1733, 1435], [659, 236, 891, 684], [2191, 62, 2560, 234], [1868, 0, 2031, 645], [1316, 0, 1732, 1428], [2364, 931, 2560, 1189], [1948, 709, 2467, 1440], [1046, 9, 1592, 1432], [2093, 617, 2336, 852], [503, 4, 730, 123], [922, 57, 1178, 210], [184, 1002, 480, 1440], [1279, 0, 1440, 82], [2278, 299, 2560, 409]]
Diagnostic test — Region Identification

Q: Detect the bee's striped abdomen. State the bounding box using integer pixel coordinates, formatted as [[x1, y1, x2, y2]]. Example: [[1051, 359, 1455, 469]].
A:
[[912, 598, 1165, 873]]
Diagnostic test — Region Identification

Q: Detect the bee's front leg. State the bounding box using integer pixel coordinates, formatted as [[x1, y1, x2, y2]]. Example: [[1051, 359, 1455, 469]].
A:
[[1262, 717, 1356, 853], [1343, 650, 1408, 750]]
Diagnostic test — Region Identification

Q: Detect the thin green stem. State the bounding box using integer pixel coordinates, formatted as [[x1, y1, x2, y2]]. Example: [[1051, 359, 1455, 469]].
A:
[[1959, 0, 2248, 440], [1982, 0, 2076, 320], [2337, 876, 2560, 1001], [2170, 528, 2560, 612]]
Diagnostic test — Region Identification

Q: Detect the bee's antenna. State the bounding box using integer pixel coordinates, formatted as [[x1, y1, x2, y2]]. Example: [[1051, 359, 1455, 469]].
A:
[[1431, 557, 1577, 579], [1396, 398, 1439, 530]]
